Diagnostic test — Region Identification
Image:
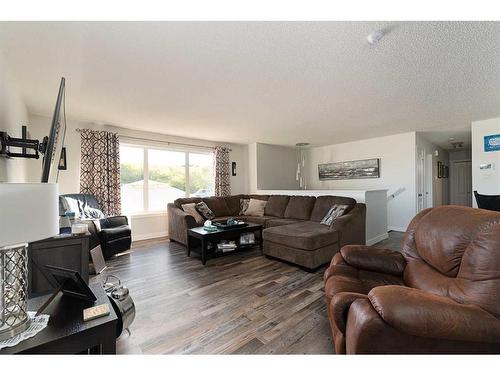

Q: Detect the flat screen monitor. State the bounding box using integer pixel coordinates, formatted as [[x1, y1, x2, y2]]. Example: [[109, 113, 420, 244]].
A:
[[41, 77, 66, 183]]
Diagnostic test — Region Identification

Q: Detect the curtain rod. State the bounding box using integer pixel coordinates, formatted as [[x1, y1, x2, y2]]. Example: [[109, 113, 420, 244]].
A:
[[75, 128, 232, 151]]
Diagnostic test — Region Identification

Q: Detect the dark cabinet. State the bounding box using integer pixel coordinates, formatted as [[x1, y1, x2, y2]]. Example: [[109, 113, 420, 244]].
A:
[[28, 234, 90, 297]]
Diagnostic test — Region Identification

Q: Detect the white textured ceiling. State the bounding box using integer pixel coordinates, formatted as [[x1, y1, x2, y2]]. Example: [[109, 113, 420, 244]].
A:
[[0, 21, 499, 149]]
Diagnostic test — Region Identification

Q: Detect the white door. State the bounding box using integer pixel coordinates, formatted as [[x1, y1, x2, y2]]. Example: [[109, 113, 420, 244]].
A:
[[450, 161, 472, 206], [425, 154, 434, 208], [416, 147, 425, 212]]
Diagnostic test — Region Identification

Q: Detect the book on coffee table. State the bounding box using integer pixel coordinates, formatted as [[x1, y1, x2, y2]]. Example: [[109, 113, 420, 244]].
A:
[[217, 240, 237, 252]]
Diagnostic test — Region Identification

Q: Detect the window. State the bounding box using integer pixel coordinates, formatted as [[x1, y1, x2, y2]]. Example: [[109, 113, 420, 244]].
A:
[[148, 149, 186, 211], [120, 145, 144, 214], [120, 144, 215, 214], [189, 152, 214, 197]]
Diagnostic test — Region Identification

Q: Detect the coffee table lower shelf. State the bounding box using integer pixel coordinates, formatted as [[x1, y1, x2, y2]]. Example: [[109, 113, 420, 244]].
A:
[[187, 223, 263, 265]]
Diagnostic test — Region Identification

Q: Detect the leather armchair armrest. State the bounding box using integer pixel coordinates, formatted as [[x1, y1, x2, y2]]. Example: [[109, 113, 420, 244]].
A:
[[323, 252, 345, 282], [368, 285, 500, 343], [100, 215, 129, 228], [340, 245, 406, 276], [331, 292, 369, 334]]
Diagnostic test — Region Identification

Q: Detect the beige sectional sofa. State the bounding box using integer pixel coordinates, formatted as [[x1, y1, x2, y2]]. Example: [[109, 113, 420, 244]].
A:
[[167, 194, 366, 270]]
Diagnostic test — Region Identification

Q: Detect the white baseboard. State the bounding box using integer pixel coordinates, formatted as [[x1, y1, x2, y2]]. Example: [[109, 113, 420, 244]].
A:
[[388, 226, 406, 233], [366, 232, 389, 246], [132, 231, 168, 242]]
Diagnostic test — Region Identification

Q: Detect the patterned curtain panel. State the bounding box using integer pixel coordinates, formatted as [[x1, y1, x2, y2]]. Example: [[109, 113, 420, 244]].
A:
[[214, 146, 231, 197], [79, 129, 121, 216]]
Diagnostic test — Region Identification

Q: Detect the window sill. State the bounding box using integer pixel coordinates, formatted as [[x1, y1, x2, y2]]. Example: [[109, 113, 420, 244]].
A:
[[125, 211, 167, 218]]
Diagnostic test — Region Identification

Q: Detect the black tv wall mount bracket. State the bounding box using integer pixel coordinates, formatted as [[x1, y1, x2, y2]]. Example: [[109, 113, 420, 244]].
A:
[[0, 125, 48, 159]]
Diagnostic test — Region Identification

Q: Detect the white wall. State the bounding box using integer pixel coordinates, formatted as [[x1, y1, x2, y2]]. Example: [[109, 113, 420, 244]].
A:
[[256, 143, 299, 189], [303, 132, 417, 231], [229, 143, 249, 196], [26, 114, 249, 241], [472, 117, 500, 205], [0, 52, 30, 182]]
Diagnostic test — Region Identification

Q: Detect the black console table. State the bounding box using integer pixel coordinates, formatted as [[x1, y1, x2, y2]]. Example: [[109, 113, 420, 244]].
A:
[[0, 283, 117, 354], [28, 234, 90, 297]]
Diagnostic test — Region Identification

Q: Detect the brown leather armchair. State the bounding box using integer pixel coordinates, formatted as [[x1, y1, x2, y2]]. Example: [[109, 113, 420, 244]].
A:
[[324, 205, 500, 354]]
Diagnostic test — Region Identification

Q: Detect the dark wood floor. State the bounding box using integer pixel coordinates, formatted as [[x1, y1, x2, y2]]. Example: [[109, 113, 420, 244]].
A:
[[92, 231, 403, 354]]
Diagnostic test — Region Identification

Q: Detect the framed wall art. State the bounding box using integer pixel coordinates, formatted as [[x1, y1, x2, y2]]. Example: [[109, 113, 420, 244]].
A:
[[318, 158, 380, 180]]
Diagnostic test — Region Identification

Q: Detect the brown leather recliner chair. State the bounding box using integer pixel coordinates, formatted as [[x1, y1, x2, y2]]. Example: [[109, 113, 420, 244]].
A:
[[324, 205, 500, 354]]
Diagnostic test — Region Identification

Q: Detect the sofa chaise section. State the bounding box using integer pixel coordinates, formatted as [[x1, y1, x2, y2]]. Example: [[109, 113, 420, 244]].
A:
[[263, 201, 366, 270]]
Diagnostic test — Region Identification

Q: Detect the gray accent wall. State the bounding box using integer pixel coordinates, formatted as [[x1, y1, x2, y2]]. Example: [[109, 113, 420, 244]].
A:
[[256, 143, 300, 190]]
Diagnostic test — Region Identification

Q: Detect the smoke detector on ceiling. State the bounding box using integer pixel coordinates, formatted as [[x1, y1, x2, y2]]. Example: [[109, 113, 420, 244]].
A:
[[367, 30, 385, 45]]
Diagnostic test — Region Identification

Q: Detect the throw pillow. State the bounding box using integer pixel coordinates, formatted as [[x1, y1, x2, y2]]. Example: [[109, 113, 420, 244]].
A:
[[320, 204, 349, 226], [243, 199, 267, 217], [182, 203, 204, 223], [239, 198, 250, 215], [83, 207, 105, 219], [195, 201, 216, 220]]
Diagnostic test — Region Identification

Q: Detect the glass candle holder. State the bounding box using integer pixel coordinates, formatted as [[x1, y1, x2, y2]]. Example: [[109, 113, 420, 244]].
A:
[[0, 243, 30, 341]]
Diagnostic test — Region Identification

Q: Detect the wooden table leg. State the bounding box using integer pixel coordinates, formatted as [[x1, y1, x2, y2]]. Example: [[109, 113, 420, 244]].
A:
[[187, 235, 191, 257], [201, 238, 207, 265]]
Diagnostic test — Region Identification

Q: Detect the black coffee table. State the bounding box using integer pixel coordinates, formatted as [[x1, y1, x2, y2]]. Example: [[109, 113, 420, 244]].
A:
[[187, 222, 263, 265]]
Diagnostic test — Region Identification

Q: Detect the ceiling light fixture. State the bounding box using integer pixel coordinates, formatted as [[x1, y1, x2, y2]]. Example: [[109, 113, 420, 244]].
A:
[[448, 137, 464, 149], [451, 141, 464, 149], [295, 142, 309, 190]]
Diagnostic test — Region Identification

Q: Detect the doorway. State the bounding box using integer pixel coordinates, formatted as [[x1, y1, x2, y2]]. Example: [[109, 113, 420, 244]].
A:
[[450, 160, 472, 206], [425, 153, 433, 208], [416, 147, 426, 212]]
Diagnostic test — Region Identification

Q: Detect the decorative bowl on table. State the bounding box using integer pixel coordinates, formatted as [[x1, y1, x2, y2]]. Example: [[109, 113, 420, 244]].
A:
[[203, 220, 218, 232], [213, 218, 247, 230]]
